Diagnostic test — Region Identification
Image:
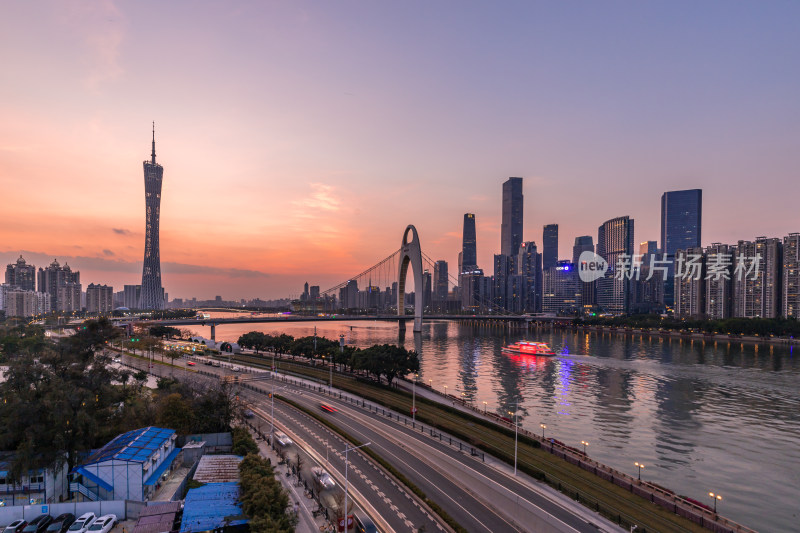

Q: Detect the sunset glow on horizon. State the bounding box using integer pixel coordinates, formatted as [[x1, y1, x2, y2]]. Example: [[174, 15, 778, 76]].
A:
[[3, 2, 799, 299]]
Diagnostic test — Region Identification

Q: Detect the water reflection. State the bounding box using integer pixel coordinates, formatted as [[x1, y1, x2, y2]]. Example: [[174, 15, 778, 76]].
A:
[[190, 317, 799, 531]]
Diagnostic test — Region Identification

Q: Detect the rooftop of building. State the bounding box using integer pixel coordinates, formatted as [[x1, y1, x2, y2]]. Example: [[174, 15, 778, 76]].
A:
[[82, 426, 176, 466], [193, 455, 242, 483], [179, 482, 247, 533]]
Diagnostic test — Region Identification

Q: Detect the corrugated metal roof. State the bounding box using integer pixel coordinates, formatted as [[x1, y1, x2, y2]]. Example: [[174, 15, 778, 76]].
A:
[[139, 502, 182, 517], [179, 483, 247, 533], [192, 455, 242, 483], [82, 427, 175, 465], [133, 502, 180, 533]]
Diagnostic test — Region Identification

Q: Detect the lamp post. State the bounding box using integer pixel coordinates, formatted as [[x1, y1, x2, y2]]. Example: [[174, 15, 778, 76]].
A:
[[412, 373, 418, 422], [509, 402, 519, 475], [540, 423, 546, 440], [344, 442, 370, 531], [581, 440, 589, 456], [428, 379, 432, 389], [634, 462, 644, 481], [444, 385, 448, 397], [709, 492, 721, 514], [483, 401, 488, 414]]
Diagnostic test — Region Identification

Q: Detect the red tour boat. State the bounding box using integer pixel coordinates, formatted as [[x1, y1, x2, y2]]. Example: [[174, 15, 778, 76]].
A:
[[501, 341, 556, 356]]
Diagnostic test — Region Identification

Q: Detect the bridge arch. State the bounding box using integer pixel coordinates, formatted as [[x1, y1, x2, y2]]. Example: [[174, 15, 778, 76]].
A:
[[397, 225, 424, 332]]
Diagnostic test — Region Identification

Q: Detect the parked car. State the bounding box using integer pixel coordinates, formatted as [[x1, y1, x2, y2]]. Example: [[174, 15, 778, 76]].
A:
[[4, 520, 28, 533], [22, 516, 52, 533], [46, 515, 75, 533], [67, 513, 96, 533], [311, 466, 336, 490], [85, 516, 116, 533]]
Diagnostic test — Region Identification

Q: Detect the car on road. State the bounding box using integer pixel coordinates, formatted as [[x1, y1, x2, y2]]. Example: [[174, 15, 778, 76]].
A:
[[22, 516, 52, 533], [67, 513, 96, 533], [243, 409, 254, 419], [353, 512, 378, 533], [4, 520, 28, 533], [274, 431, 293, 447], [320, 403, 338, 413], [311, 467, 336, 490], [187, 361, 196, 366], [46, 514, 75, 533], [113, 357, 121, 363], [85, 516, 115, 533]]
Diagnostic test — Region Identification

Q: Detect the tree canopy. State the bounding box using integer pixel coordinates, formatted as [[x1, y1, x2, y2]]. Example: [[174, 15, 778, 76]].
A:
[[352, 343, 420, 385]]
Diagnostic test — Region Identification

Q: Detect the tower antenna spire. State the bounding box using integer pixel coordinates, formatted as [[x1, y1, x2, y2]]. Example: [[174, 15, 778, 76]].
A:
[[151, 121, 156, 164]]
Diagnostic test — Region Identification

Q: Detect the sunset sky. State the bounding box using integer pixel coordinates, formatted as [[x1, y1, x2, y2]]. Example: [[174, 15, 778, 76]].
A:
[[2, 2, 799, 300]]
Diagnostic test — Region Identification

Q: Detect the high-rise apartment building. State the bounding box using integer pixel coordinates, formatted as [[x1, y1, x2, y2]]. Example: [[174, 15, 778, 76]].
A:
[[140, 125, 165, 310], [704, 243, 733, 319], [501, 177, 523, 257], [596, 216, 634, 314], [461, 214, 478, 273], [784, 233, 800, 318], [37, 259, 81, 313], [674, 247, 705, 317], [5, 256, 36, 291], [733, 237, 782, 318], [543, 224, 559, 270], [123, 285, 142, 309], [422, 270, 432, 309], [86, 283, 114, 314], [517, 241, 542, 313], [661, 189, 702, 307], [1, 286, 50, 317]]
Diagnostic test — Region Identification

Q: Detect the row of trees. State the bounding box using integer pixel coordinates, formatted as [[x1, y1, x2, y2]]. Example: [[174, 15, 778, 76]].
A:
[[237, 332, 420, 385], [0, 319, 240, 482], [576, 314, 800, 337]]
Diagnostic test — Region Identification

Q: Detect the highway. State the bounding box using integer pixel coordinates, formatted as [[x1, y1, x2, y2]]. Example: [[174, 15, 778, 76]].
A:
[[246, 379, 613, 533], [112, 350, 617, 532], [111, 351, 446, 533]]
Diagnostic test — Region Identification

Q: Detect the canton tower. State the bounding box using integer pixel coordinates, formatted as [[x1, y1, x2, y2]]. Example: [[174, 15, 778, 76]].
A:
[[139, 123, 165, 309]]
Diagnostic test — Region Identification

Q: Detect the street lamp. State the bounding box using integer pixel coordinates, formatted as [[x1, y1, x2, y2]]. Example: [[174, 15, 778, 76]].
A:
[[483, 401, 487, 414], [509, 403, 519, 475], [581, 440, 589, 456], [540, 423, 546, 440], [428, 379, 432, 389], [709, 492, 721, 514], [344, 442, 370, 531], [444, 385, 448, 397], [634, 462, 644, 481], [412, 373, 418, 422]]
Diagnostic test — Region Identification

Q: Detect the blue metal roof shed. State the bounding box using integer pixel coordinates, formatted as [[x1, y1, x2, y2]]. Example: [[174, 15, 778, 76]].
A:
[[179, 483, 248, 533], [71, 427, 180, 502]]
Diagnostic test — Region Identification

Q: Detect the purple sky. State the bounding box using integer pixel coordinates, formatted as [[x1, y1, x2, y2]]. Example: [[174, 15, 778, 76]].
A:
[[1, 2, 799, 299]]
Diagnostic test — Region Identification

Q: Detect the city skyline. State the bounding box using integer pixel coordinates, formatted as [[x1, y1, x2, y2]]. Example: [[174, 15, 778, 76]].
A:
[[2, 2, 800, 299]]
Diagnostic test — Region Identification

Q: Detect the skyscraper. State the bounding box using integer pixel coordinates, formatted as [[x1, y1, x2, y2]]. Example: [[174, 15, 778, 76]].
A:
[[543, 224, 559, 270], [661, 189, 702, 307], [572, 236, 594, 266], [517, 241, 542, 313], [596, 216, 634, 314], [501, 177, 523, 257], [139, 124, 165, 310], [705, 243, 733, 319], [433, 260, 449, 309], [461, 213, 478, 273]]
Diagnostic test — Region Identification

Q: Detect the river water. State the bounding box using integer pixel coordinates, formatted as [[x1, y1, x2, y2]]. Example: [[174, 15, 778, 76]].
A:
[[190, 317, 799, 531]]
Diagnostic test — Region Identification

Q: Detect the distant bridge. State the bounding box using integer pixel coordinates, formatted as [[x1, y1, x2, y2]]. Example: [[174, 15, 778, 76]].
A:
[[125, 314, 565, 340]]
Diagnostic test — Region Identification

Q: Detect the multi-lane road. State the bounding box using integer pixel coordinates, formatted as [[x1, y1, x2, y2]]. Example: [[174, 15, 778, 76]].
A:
[[113, 350, 618, 533]]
